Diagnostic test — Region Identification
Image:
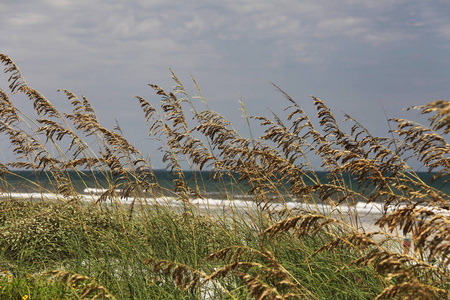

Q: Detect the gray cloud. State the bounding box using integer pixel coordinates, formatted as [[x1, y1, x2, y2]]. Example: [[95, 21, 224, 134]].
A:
[[1, 0, 449, 168]]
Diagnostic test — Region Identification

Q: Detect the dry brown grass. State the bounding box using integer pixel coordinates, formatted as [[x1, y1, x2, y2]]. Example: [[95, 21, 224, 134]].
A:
[[43, 270, 116, 299], [1, 53, 449, 299]]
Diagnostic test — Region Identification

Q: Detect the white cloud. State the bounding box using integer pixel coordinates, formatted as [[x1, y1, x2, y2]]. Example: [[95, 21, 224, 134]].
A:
[[8, 13, 49, 26], [407, 22, 424, 27], [363, 31, 414, 44], [43, 0, 72, 7], [133, 0, 173, 8], [227, 0, 276, 14], [217, 33, 242, 41], [317, 17, 369, 38], [439, 24, 450, 40]]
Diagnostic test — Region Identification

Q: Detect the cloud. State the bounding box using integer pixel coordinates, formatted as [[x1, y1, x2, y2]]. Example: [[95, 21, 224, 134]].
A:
[[439, 24, 450, 40], [363, 32, 414, 44], [317, 17, 369, 38], [8, 12, 49, 26], [0, 0, 449, 169], [2, 0, 448, 76], [3, 0, 434, 71]]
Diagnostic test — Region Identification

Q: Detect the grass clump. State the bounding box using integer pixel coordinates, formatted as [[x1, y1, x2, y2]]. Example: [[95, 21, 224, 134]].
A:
[[0, 200, 120, 263], [0, 53, 449, 299]]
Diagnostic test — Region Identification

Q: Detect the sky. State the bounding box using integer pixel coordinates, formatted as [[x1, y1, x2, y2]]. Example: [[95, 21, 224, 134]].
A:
[[1, 0, 449, 170]]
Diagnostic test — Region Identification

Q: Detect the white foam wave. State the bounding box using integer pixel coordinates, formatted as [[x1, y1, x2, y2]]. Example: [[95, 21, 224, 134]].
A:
[[1, 191, 448, 216], [83, 188, 122, 194]]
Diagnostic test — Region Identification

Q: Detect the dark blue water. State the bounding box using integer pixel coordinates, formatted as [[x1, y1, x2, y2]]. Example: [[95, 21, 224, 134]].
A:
[[0, 170, 448, 200]]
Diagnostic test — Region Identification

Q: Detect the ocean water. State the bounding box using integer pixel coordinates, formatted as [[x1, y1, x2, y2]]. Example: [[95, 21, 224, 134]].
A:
[[0, 170, 448, 200]]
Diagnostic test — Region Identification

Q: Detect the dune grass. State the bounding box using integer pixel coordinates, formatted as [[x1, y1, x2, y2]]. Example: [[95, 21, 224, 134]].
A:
[[0, 199, 386, 299], [0, 53, 449, 299]]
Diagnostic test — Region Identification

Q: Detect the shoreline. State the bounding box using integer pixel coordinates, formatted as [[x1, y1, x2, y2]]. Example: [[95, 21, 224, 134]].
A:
[[0, 190, 417, 234]]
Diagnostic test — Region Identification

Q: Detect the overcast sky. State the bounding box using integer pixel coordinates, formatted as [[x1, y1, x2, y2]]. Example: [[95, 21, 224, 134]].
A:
[[1, 0, 449, 169]]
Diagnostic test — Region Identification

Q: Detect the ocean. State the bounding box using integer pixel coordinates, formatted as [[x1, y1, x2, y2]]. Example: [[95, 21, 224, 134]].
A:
[[1, 170, 448, 200], [1, 170, 448, 224]]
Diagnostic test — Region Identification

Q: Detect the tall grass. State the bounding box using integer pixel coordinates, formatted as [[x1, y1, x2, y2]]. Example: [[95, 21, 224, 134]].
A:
[[0, 53, 449, 299]]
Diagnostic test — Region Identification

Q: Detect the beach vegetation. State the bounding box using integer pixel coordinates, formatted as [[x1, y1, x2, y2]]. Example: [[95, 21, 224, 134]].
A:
[[0, 53, 449, 299]]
